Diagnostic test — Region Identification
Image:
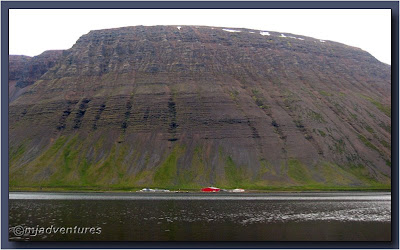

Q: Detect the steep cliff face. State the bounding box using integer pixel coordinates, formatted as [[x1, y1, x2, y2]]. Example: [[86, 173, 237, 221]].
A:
[[9, 50, 64, 102], [9, 26, 391, 190]]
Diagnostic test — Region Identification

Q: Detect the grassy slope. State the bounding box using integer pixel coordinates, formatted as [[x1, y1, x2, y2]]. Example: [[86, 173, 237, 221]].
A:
[[9, 134, 390, 192]]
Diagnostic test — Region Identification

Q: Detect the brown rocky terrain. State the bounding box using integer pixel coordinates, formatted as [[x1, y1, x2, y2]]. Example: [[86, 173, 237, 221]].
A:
[[9, 50, 64, 102], [9, 26, 391, 190]]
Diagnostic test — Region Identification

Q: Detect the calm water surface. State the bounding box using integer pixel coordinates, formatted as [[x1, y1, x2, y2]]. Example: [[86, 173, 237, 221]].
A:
[[9, 192, 391, 241]]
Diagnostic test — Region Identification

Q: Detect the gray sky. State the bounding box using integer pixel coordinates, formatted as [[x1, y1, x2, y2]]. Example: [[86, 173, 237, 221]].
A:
[[9, 9, 391, 64]]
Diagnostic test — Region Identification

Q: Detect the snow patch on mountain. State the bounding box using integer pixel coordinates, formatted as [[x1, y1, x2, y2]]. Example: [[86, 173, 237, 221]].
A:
[[260, 31, 270, 36], [223, 29, 241, 33]]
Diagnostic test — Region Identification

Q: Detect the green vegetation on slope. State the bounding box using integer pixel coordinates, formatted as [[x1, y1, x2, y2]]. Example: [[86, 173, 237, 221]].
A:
[[319, 90, 333, 97], [224, 156, 247, 187], [308, 110, 326, 123], [153, 145, 185, 187], [287, 159, 315, 184], [361, 94, 391, 117], [317, 129, 326, 137], [10, 144, 26, 165], [9, 136, 390, 191], [344, 163, 387, 186], [358, 134, 381, 155]]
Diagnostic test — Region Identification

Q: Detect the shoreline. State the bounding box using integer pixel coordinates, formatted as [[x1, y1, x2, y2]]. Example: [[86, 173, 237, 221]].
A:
[[9, 186, 391, 193]]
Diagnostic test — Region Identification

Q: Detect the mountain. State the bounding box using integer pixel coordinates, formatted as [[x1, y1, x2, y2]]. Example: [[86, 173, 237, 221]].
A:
[[9, 26, 391, 190], [9, 50, 64, 102]]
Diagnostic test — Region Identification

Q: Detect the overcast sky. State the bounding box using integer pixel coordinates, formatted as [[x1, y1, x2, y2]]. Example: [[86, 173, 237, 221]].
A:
[[9, 9, 391, 64]]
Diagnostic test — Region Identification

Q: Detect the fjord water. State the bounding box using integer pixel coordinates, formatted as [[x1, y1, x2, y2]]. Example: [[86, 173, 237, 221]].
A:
[[9, 192, 391, 241]]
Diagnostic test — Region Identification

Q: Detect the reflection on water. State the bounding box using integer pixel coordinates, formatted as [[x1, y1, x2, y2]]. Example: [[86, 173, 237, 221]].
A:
[[9, 192, 391, 241]]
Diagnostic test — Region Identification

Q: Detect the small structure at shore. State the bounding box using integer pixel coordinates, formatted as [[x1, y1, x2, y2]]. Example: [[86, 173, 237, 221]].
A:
[[201, 187, 221, 192], [231, 188, 245, 193], [138, 188, 170, 192]]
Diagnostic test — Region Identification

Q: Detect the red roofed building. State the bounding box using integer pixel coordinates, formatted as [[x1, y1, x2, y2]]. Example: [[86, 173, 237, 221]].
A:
[[201, 187, 220, 192]]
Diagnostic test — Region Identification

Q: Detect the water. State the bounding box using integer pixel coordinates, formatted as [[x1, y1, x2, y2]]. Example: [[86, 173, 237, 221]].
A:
[[9, 192, 391, 241]]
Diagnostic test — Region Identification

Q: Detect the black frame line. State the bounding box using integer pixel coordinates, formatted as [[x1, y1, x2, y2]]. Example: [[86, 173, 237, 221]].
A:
[[1, 1, 398, 249]]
